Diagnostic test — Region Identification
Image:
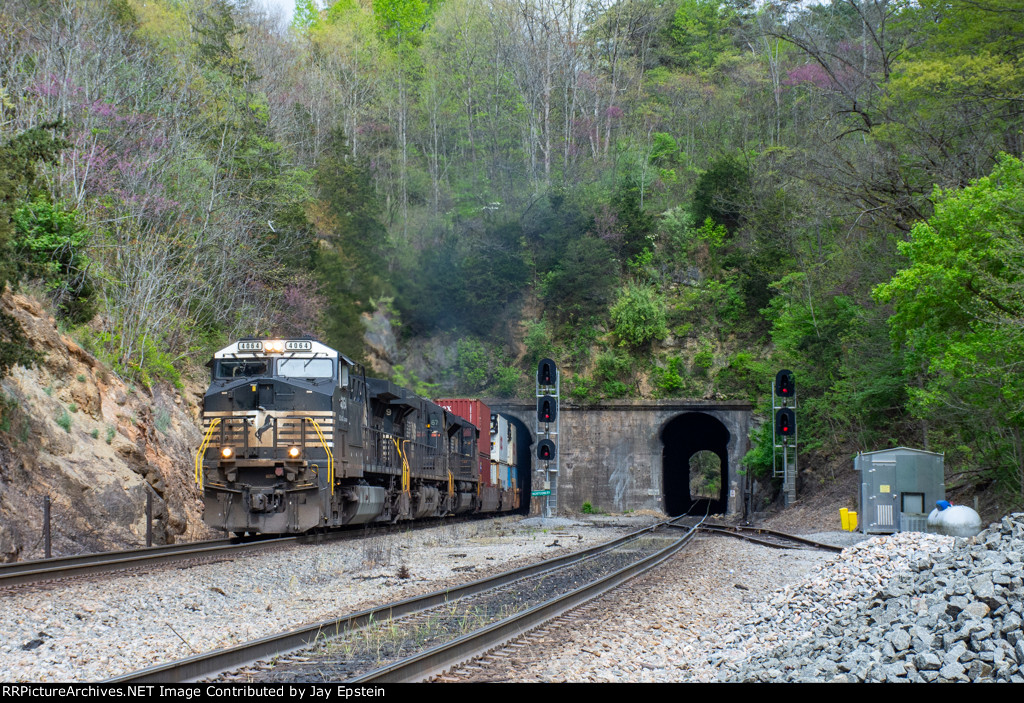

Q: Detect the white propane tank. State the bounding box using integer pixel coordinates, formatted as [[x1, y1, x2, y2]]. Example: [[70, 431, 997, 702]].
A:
[[937, 505, 983, 537]]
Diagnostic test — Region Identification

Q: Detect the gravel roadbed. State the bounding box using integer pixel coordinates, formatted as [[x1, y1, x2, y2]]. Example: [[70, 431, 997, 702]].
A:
[[0, 517, 636, 682]]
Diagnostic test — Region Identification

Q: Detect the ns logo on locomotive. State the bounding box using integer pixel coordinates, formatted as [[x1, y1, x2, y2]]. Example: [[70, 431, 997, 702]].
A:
[[196, 338, 521, 535]]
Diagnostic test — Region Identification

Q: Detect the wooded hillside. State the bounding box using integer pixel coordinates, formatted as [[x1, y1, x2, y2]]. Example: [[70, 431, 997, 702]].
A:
[[1, 0, 1022, 512]]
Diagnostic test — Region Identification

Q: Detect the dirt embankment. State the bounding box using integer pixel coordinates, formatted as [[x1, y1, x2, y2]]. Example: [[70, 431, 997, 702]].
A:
[[0, 291, 214, 561]]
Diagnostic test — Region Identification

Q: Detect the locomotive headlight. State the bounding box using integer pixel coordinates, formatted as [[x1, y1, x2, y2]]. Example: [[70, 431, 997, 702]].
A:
[[288, 446, 301, 459], [221, 446, 234, 459], [266, 340, 285, 353]]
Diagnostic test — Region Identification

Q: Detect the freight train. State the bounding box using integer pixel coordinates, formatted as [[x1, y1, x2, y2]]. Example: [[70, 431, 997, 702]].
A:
[[195, 338, 521, 534]]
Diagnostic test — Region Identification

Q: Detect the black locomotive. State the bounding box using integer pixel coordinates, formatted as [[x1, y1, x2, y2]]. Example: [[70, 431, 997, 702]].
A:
[[196, 338, 519, 534]]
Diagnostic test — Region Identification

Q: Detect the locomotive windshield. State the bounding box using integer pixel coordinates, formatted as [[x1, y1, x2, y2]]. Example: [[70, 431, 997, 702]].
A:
[[277, 357, 334, 379], [216, 360, 269, 379]]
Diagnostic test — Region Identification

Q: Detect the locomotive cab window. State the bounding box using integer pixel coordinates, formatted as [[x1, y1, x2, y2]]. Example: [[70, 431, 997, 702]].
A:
[[277, 357, 335, 380], [216, 360, 269, 379]]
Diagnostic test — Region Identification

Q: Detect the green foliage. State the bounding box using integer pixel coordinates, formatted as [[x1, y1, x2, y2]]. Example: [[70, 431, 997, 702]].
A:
[[315, 126, 388, 353], [875, 154, 1024, 499], [523, 319, 555, 369], [691, 153, 750, 232], [0, 392, 18, 434], [456, 338, 488, 391], [56, 409, 71, 433], [13, 196, 97, 323], [78, 328, 183, 390], [664, 0, 740, 73], [0, 122, 67, 380], [693, 337, 714, 371], [593, 349, 633, 398], [652, 356, 685, 396], [716, 351, 764, 402], [90, 428, 99, 440], [292, 0, 322, 32], [610, 283, 668, 349], [581, 501, 595, 514], [491, 365, 522, 398], [373, 0, 430, 46], [390, 364, 439, 397], [742, 415, 775, 480], [541, 236, 618, 326]]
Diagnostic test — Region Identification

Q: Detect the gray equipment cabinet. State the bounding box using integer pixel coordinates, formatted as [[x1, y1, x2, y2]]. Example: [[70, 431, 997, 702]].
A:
[[854, 447, 945, 534]]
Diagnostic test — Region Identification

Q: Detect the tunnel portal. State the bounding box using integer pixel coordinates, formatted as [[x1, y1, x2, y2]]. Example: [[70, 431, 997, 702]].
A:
[[662, 412, 730, 516]]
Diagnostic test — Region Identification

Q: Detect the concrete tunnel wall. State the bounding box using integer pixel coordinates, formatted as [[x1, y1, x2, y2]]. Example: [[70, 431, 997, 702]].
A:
[[485, 399, 752, 517]]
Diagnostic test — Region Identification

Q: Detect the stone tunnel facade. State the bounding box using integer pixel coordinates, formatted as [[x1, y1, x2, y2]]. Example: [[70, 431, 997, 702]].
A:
[[486, 399, 753, 518]]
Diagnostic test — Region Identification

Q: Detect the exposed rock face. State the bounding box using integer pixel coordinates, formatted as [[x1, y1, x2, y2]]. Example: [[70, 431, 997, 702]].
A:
[[0, 292, 214, 561], [361, 303, 398, 376]]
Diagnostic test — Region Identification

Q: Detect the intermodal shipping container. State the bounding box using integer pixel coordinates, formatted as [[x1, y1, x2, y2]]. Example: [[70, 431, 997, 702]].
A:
[[434, 398, 493, 486]]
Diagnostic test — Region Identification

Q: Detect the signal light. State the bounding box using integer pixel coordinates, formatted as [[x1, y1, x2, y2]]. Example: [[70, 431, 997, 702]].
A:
[[538, 358, 557, 386], [775, 369, 795, 398], [537, 395, 556, 423], [776, 408, 796, 437], [537, 439, 556, 461]]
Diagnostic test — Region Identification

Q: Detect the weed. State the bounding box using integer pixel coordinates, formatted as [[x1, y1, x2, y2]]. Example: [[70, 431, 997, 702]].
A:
[[44, 385, 53, 397], [90, 429, 99, 439], [105, 426, 115, 444], [582, 501, 595, 514], [68, 403, 78, 413], [56, 410, 71, 433], [77, 374, 86, 382], [363, 534, 394, 567]]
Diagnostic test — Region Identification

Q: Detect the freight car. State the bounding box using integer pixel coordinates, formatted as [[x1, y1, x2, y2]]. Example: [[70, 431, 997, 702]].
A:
[[195, 338, 521, 534]]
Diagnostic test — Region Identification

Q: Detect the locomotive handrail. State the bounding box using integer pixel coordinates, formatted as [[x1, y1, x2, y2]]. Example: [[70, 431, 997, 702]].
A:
[[195, 418, 221, 489], [305, 417, 334, 494]]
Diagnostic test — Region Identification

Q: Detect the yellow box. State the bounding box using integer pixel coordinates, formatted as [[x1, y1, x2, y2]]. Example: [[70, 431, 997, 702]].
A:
[[840, 507, 849, 531], [848, 511, 858, 531]]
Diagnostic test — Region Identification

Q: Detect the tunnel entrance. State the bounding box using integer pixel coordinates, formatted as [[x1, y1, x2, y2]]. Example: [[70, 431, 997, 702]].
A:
[[662, 412, 729, 516]]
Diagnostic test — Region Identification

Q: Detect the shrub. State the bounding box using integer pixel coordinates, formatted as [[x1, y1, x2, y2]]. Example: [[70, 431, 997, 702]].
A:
[[610, 282, 668, 349], [12, 196, 97, 323]]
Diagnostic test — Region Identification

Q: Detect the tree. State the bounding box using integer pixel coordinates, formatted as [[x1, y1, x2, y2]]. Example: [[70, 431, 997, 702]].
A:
[[875, 154, 1024, 502], [0, 122, 68, 377]]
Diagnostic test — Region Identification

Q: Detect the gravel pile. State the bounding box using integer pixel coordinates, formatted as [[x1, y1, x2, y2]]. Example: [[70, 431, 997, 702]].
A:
[[718, 514, 1024, 683]]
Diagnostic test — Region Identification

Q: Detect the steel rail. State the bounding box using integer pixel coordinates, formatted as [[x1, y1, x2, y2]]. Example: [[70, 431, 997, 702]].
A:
[[696, 524, 844, 553], [0, 516, 472, 588], [0, 536, 300, 588], [109, 516, 694, 683], [0, 539, 234, 577], [349, 520, 703, 683]]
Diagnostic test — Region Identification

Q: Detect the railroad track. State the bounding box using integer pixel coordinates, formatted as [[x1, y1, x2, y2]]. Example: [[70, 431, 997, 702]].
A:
[[109, 515, 705, 684], [104, 519, 841, 684], [435, 522, 844, 682], [0, 516, 486, 590], [0, 536, 297, 590], [696, 524, 844, 553]]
